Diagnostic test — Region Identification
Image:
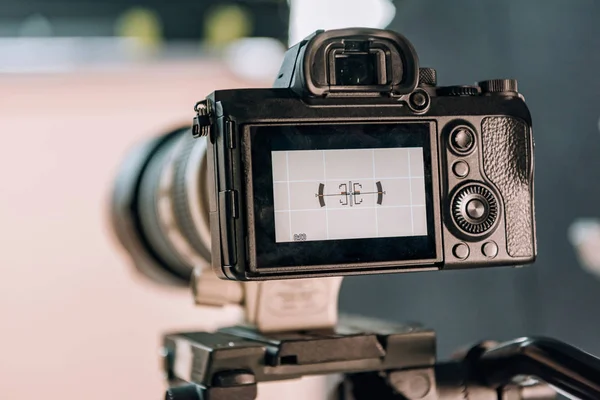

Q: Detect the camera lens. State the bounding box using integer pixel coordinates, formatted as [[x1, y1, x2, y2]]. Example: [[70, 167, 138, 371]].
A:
[[111, 128, 211, 285], [334, 53, 377, 85]]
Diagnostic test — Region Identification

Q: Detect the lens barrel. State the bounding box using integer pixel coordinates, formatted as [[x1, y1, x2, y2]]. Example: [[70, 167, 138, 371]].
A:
[[111, 127, 211, 286]]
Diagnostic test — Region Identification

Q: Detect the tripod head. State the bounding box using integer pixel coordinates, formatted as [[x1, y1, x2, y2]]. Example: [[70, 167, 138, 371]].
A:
[[164, 323, 600, 400]]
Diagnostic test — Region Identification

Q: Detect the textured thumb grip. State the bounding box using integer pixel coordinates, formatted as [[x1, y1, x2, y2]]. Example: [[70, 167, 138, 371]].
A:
[[481, 117, 534, 258]]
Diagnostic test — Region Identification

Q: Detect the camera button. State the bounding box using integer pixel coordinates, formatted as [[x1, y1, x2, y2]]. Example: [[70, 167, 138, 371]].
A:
[[450, 126, 475, 154], [482, 241, 499, 258], [452, 161, 469, 178], [466, 199, 486, 220], [408, 89, 430, 112], [453, 243, 470, 260]]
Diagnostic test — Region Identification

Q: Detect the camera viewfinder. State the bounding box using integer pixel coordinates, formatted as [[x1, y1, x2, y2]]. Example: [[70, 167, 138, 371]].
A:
[[332, 40, 385, 86]]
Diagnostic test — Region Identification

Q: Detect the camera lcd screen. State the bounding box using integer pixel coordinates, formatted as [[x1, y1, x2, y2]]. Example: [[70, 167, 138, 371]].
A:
[[249, 122, 437, 270], [271, 148, 427, 242]]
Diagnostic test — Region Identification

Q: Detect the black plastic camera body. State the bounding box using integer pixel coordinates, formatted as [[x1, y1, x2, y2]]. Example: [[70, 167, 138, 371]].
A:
[[202, 28, 535, 281]]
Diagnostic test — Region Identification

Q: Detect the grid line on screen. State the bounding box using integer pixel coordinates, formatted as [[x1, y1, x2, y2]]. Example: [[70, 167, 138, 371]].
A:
[[273, 176, 423, 183], [408, 150, 415, 235], [372, 149, 379, 237], [286, 152, 292, 241], [322, 150, 330, 239], [274, 204, 426, 213]]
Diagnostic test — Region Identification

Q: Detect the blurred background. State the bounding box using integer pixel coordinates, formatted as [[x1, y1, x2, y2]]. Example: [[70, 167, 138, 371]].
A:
[[1, 0, 600, 399]]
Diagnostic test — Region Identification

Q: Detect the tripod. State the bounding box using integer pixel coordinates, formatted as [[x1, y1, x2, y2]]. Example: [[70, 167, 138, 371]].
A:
[[161, 274, 600, 400]]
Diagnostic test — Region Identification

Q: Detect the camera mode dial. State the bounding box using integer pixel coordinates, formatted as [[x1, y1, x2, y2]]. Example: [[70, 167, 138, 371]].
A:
[[479, 79, 518, 94], [452, 184, 499, 236]]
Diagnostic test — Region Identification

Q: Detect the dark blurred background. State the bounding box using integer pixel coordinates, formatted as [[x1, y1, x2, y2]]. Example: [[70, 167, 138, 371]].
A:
[[1, 0, 599, 399], [342, 0, 600, 357]]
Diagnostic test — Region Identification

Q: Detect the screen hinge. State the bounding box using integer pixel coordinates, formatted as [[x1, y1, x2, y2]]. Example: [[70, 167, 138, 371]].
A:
[[225, 119, 236, 149], [219, 190, 239, 267]]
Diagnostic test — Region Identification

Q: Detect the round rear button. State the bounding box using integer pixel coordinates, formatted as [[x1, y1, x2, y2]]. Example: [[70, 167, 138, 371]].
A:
[[452, 161, 469, 178], [466, 199, 487, 220], [453, 243, 470, 260], [450, 126, 475, 155], [482, 241, 498, 258]]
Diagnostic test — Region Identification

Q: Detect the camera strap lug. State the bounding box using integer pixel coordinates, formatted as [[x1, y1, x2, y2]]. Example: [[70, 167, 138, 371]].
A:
[[192, 100, 212, 138]]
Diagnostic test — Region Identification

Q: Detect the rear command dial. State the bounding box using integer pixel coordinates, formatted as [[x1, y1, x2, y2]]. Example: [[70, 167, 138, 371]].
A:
[[451, 184, 499, 236]]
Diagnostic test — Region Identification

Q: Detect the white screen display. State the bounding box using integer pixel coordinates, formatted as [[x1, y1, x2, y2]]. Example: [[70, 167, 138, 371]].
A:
[[271, 147, 428, 242]]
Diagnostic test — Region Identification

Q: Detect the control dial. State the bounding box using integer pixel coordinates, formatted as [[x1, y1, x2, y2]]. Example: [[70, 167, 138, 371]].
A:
[[437, 85, 480, 97], [452, 184, 499, 236], [479, 79, 518, 94], [418, 68, 437, 86]]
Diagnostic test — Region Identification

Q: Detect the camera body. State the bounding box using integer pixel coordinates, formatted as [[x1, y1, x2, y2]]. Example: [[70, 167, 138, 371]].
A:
[[199, 28, 535, 281]]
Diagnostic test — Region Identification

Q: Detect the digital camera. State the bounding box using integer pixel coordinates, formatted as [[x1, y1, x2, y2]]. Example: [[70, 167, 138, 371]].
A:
[[112, 28, 535, 284]]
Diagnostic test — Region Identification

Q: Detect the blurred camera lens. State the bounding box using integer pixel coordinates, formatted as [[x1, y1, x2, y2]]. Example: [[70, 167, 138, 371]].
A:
[[111, 127, 211, 286], [334, 53, 377, 85]]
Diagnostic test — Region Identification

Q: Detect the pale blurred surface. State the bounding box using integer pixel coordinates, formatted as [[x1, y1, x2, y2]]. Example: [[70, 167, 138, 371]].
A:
[[0, 62, 254, 400]]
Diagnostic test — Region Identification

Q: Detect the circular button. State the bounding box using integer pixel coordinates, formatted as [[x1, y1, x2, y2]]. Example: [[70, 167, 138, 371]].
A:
[[466, 199, 486, 220], [452, 161, 469, 178], [450, 126, 475, 154], [408, 89, 430, 112], [411, 92, 427, 107], [482, 241, 498, 258], [453, 243, 470, 260]]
